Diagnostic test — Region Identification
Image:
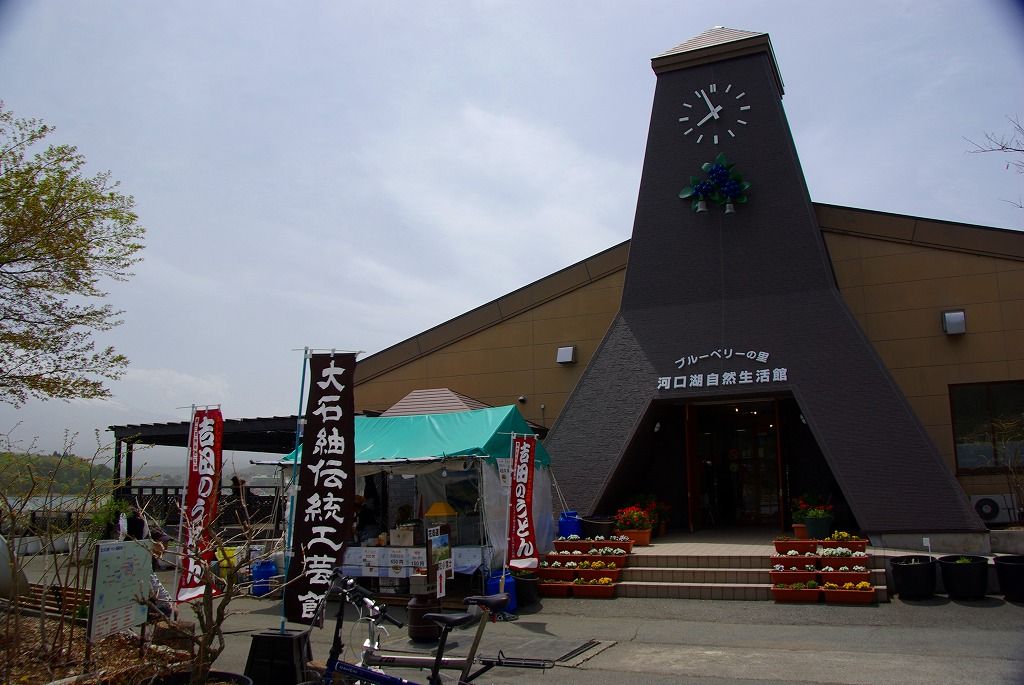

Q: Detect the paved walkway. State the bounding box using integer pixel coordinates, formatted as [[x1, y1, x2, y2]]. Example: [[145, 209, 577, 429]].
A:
[[13, 533, 1024, 684]]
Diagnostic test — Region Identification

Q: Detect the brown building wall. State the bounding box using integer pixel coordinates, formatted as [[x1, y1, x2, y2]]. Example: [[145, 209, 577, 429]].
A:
[[822, 228, 1024, 496]]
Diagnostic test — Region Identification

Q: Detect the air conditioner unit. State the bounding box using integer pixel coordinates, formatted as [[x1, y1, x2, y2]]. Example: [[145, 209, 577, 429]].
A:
[[970, 494, 1020, 525]]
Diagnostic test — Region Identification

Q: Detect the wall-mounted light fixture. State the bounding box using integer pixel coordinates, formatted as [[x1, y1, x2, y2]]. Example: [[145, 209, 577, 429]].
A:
[[941, 309, 966, 335], [556, 345, 576, 364]]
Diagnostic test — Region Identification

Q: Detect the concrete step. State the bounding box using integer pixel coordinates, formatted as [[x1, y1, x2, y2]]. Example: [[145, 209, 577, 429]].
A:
[[622, 566, 888, 585], [621, 552, 891, 602]]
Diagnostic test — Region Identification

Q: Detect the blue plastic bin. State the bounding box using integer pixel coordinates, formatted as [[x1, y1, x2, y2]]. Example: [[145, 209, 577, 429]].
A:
[[558, 510, 582, 538], [485, 571, 517, 614], [251, 559, 277, 597]]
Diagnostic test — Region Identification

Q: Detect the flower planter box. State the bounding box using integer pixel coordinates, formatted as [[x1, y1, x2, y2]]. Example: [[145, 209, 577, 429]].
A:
[[597, 554, 629, 567], [538, 567, 575, 581], [938, 555, 989, 600], [617, 529, 651, 546], [552, 540, 595, 553], [577, 568, 621, 582], [770, 555, 819, 569], [773, 540, 819, 554], [994, 555, 1024, 602], [538, 582, 572, 597], [819, 539, 868, 552], [819, 571, 871, 585], [771, 588, 821, 603], [823, 589, 876, 605], [769, 570, 817, 585], [610, 539, 634, 553], [820, 553, 871, 567], [571, 583, 616, 599], [890, 555, 937, 600]]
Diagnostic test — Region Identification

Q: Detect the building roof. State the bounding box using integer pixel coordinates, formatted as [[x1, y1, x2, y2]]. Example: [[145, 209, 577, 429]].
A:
[[381, 387, 491, 416], [651, 26, 784, 95], [354, 204, 1024, 387]]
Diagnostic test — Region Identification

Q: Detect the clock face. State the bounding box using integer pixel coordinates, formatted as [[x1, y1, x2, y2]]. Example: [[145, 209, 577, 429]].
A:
[[678, 82, 751, 145]]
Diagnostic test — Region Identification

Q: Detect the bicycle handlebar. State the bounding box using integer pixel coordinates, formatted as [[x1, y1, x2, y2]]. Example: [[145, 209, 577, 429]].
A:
[[336, 573, 405, 629]]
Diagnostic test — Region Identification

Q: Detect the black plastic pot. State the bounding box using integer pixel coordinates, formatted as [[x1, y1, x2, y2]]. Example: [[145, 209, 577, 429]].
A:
[[889, 555, 936, 600], [937, 554, 989, 600], [581, 516, 616, 539], [994, 554, 1024, 602], [513, 573, 539, 607]]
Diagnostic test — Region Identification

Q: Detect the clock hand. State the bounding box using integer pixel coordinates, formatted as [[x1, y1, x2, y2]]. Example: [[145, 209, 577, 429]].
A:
[[700, 90, 721, 120], [696, 105, 723, 126]]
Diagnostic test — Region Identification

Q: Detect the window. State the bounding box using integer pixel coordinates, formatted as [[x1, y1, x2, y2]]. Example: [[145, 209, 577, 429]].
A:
[[950, 381, 1024, 473]]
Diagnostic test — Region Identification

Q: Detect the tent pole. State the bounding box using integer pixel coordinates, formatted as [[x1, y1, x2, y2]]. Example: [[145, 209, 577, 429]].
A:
[[499, 433, 515, 593]]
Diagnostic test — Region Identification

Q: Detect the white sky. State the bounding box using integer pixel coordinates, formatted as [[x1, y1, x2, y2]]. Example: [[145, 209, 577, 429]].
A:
[[1, 1, 1023, 469]]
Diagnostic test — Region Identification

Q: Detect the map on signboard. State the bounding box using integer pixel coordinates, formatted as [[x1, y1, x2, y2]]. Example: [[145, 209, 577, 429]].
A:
[[87, 540, 152, 642]]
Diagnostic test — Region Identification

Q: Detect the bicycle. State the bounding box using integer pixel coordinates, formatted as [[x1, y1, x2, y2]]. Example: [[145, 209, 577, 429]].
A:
[[313, 571, 554, 685]]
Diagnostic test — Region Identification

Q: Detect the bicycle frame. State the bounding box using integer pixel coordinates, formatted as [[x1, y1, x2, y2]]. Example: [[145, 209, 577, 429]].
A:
[[318, 572, 552, 685]]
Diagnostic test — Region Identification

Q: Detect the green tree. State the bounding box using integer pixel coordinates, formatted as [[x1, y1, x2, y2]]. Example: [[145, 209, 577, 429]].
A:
[[0, 103, 144, 405]]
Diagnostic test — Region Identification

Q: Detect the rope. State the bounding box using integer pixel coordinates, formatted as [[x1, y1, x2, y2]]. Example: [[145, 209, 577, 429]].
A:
[[548, 470, 571, 514]]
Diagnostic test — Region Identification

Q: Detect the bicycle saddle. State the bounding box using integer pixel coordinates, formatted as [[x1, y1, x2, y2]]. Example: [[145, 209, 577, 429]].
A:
[[463, 593, 509, 612], [423, 611, 476, 629]]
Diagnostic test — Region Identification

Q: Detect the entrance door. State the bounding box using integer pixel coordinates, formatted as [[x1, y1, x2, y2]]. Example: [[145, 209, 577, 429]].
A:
[[691, 400, 779, 527]]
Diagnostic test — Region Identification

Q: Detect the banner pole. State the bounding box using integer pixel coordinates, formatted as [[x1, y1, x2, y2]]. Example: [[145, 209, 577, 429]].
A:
[[500, 433, 516, 593], [171, 404, 196, 612], [280, 347, 309, 633]]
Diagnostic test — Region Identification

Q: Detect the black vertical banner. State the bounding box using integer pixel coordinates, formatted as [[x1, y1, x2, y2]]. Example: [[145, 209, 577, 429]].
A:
[[284, 352, 356, 624]]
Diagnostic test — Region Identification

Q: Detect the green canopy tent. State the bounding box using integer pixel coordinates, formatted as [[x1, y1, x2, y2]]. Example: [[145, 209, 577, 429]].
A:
[[277, 405, 554, 566], [281, 405, 550, 473]]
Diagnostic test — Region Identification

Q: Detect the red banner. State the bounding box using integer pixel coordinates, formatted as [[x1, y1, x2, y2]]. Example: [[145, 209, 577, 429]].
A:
[[507, 435, 539, 570], [285, 353, 356, 624], [176, 407, 223, 602]]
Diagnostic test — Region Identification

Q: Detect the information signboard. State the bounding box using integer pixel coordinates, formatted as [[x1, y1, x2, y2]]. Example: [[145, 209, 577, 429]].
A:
[[87, 540, 152, 642]]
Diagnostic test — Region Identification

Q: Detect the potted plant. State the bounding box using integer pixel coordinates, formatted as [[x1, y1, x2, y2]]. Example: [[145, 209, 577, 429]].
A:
[[818, 563, 871, 586], [820, 531, 868, 552], [538, 560, 575, 581], [571, 576, 616, 599], [578, 560, 621, 582], [937, 555, 989, 600], [822, 581, 877, 604], [773, 535, 818, 555], [771, 581, 821, 603], [614, 505, 653, 546], [889, 555, 937, 600], [769, 563, 818, 585], [801, 504, 834, 539], [994, 554, 1024, 602]]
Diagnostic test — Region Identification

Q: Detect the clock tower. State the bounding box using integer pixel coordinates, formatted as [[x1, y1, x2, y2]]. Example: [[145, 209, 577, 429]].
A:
[[545, 28, 983, 544]]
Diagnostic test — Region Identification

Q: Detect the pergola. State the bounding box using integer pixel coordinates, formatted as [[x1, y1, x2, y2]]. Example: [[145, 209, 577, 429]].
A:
[[107, 415, 300, 484]]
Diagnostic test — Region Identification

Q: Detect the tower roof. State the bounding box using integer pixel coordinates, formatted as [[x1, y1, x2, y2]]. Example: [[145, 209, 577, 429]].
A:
[[653, 27, 784, 95]]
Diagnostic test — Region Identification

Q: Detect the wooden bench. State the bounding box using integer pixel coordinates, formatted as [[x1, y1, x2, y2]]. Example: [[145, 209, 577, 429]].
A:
[[0, 583, 93, 624]]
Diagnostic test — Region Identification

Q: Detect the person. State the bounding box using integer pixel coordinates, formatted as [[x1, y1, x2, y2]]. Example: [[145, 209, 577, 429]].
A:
[[356, 496, 381, 543], [148, 540, 177, 621]]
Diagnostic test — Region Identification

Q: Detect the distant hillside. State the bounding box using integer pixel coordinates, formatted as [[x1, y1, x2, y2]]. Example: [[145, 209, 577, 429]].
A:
[[0, 452, 115, 495]]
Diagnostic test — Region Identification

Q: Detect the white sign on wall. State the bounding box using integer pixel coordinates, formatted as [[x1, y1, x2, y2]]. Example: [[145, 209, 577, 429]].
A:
[[658, 347, 789, 391]]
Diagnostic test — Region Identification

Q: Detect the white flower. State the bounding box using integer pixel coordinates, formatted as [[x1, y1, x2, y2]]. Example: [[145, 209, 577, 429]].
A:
[[572, 550, 583, 555], [853, 565, 867, 572], [838, 566, 850, 572], [822, 566, 835, 572], [852, 551, 868, 557], [804, 565, 816, 571], [786, 550, 799, 556], [773, 564, 785, 571], [566, 561, 578, 568]]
